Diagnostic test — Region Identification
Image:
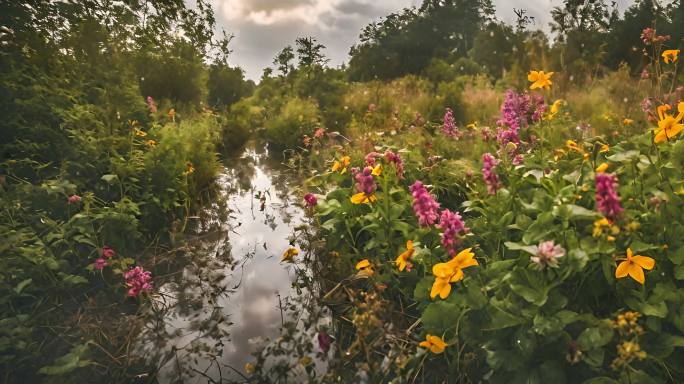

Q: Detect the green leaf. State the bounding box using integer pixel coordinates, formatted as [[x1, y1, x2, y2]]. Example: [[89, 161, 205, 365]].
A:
[[38, 344, 92, 375], [507, 268, 549, 306], [674, 264, 684, 280], [100, 174, 119, 184], [577, 325, 614, 350], [668, 246, 684, 265], [421, 301, 461, 334], [565, 204, 600, 220], [14, 278, 32, 294], [504, 242, 538, 255], [567, 249, 589, 272]]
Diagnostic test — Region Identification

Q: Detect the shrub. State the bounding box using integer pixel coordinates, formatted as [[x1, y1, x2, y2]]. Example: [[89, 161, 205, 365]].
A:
[[264, 97, 321, 149]]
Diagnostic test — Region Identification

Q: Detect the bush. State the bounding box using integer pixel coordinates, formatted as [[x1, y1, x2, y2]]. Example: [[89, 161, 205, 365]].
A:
[[264, 97, 321, 149]]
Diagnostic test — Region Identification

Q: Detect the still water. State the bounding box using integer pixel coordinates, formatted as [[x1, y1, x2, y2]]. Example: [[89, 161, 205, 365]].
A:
[[137, 141, 310, 383]]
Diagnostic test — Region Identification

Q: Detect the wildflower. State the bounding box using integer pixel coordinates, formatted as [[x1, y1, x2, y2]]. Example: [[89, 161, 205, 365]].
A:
[[303, 135, 312, 146], [102, 246, 115, 259], [623, 118, 634, 125], [168, 108, 176, 121], [146, 139, 156, 147], [596, 163, 609, 173], [528, 70, 553, 90], [482, 153, 500, 195], [146, 96, 158, 113], [183, 162, 195, 175], [409, 181, 440, 226], [566, 140, 583, 153], [441, 108, 460, 138], [314, 127, 325, 138], [395, 240, 414, 271], [615, 248, 655, 285], [614, 311, 643, 335], [364, 152, 382, 166], [547, 99, 563, 120], [662, 49, 680, 64], [282, 247, 299, 262], [599, 144, 609, 153], [654, 102, 684, 143], [317, 330, 333, 353], [467, 122, 477, 129], [68, 194, 82, 204], [355, 259, 374, 276], [593, 217, 619, 237], [367, 103, 377, 113], [430, 248, 478, 299], [371, 164, 382, 176], [496, 90, 544, 144], [351, 167, 377, 204], [124, 266, 153, 297], [244, 363, 255, 375], [331, 156, 351, 174], [134, 127, 147, 137], [93, 257, 107, 271], [303, 193, 317, 207], [384, 150, 405, 179], [437, 209, 468, 255], [595, 173, 623, 219], [641, 27, 670, 45], [530, 241, 565, 269], [419, 334, 446, 354]]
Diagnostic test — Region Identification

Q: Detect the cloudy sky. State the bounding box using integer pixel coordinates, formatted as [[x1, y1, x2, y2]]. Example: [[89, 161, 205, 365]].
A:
[[210, 0, 635, 81]]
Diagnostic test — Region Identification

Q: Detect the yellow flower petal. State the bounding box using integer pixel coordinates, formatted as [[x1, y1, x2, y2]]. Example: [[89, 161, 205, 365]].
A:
[[595, 163, 609, 173], [372, 164, 382, 176], [627, 263, 645, 284], [615, 260, 630, 278], [632, 255, 655, 270], [355, 259, 371, 270]]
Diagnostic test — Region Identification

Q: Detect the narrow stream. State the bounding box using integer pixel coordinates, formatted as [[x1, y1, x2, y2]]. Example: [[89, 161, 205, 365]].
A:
[[137, 140, 311, 383]]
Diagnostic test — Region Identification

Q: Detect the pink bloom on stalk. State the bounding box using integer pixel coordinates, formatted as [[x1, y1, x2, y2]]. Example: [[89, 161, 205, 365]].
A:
[[314, 128, 325, 138], [530, 241, 565, 269], [409, 181, 440, 227], [512, 154, 524, 165], [367, 103, 377, 113], [441, 108, 460, 138], [354, 167, 376, 195], [102, 246, 115, 258], [437, 209, 468, 255], [304, 193, 318, 207], [93, 257, 107, 271], [146, 96, 158, 113], [384, 150, 405, 179], [124, 266, 153, 297], [364, 152, 382, 166], [595, 173, 623, 220], [482, 153, 501, 195], [68, 195, 81, 204]]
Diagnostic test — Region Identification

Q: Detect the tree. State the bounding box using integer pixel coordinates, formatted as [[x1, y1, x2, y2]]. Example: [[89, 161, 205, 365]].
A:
[[274, 45, 295, 76], [295, 37, 328, 70]]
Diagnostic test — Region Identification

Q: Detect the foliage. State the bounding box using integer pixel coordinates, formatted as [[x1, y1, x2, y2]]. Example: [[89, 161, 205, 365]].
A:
[[264, 97, 321, 150]]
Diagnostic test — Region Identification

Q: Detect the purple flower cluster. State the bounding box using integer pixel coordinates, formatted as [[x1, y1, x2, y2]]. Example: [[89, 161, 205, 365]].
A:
[[496, 90, 546, 148], [482, 153, 501, 195], [384, 150, 405, 179], [437, 209, 468, 255], [354, 167, 377, 195], [364, 151, 382, 166], [409, 180, 440, 227], [441, 108, 460, 139], [595, 173, 624, 219], [124, 266, 153, 297]]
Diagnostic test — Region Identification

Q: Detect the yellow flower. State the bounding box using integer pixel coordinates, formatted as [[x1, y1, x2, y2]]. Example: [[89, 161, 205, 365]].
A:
[[331, 156, 351, 174], [134, 128, 147, 137], [244, 363, 255, 375], [467, 122, 477, 129], [654, 102, 684, 143], [599, 144, 609, 153], [593, 217, 610, 237], [547, 99, 563, 120], [281, 247, 299, 262], [371, 164, 382, 176], [662, 49, 680, 64], [566, 140, 583, 153], [615, 248, 655, 285], [623, 118, 634, 125], [395, 240, 414, 271], [355, 259, 374, 276], [419, 334, 446, 354], [528, 70, 554, 90], [183, 162, 195, 175], [595, 163, 609, 173], [350, 192, 377, 204], [430, 248, 478, 300], [146, 139, 156, 147]]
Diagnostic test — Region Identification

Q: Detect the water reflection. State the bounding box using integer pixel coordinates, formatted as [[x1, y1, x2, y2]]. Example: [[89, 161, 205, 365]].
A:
[[138, 141, 307, 383]]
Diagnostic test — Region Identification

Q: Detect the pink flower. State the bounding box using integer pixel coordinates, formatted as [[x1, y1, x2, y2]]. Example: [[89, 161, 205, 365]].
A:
[[482, 153, 501, 195], [314, 128, 325, 138], [367, 103, 377, 113], [530, 240, 565, 269], [68, 194, 81, 204], [409, 181, 440, 227], [595, 173, 623, 220], [93, 257, 107, 271], [146, 96, 158, 113], [124, 266, 153, 297], [441, 108, 460, 139], [354, 167, 376, 195], [437, 209, 468, 255], [102, 245, 115, 258], [364, 152, 382, 166], [384, 150, 405, 179], [304, 193, 318, 207], [318, 330, 333, 353]]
